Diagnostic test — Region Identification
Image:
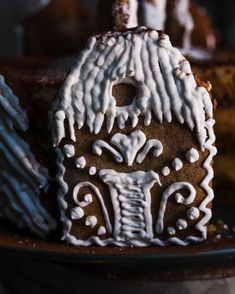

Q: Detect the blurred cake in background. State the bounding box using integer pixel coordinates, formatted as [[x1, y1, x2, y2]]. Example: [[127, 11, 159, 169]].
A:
[[23, 0, 94, 56]]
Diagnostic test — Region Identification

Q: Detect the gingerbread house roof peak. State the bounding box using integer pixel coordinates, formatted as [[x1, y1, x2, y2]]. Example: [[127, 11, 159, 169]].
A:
[[51, 28, 213, 150]]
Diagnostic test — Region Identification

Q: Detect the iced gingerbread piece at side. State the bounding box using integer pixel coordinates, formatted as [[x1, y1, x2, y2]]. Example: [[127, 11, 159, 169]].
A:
[[0, 75, 56, 237], [50, 24, 217, 246]]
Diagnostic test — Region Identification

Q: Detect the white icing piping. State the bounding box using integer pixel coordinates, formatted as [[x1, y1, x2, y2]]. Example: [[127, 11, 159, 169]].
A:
[[71, 207, 84, 220], [111, 130, 146, 166], [197, 119, 217, 239], [55, 148, 71, 241], [73, 181, 112, 233], [172, 157, 183, 171], [98, 226, 106, 236], [136, 139, 163, 163], [176, 219, 187, 230], [63, 144, 75, 158], [187, 207, 200, 220], [92, 140, 123, 163], [72, 193, 92, 208], [75, 156, 86, 169], [99, 169, 161, 241], [156, 182, 196, 234], [161, 166, 170, 176], [89, 166, 97, 175], [85, 215, 97, 229], [185, 148, 199, 163], [0, 75, 56, 237], [51, 28, 212, 151]]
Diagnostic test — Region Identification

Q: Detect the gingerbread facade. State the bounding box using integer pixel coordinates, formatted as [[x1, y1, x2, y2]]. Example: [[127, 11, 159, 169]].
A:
[[51, 28, 217, 246]]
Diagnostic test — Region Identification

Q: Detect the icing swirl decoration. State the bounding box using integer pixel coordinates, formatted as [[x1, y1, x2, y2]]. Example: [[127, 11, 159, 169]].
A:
[[156, 182, 196, 234]]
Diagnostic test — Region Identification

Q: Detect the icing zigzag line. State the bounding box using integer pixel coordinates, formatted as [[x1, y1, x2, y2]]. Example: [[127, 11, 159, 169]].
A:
[[197, 119, 217, 239], [55, 148, 71, 241]]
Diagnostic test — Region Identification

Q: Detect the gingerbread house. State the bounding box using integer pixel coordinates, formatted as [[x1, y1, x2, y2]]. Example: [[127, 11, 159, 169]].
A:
[[51, 27, 217, 246]]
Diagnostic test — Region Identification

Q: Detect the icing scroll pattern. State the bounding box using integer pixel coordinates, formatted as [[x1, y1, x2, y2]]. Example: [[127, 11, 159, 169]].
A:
[[156, 182, 196, 234], [73, 181, 112, 233]]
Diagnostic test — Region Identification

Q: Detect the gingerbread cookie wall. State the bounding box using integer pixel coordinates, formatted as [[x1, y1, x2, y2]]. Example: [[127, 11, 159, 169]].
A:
[[51, 28, 217, 246]]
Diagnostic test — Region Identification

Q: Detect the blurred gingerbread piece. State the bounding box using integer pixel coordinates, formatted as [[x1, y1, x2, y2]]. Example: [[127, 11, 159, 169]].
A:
[[141, 0, 215, 50], [97, 0, 215, 50]]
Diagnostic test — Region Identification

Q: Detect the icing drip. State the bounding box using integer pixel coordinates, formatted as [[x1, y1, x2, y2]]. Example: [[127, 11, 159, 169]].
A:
[[142, 0, 167, 29], [70, 207, 84, 220], [73, 181, 112, 233], [75, 156, 86, 169], [136, 139, 163, 163], [156, 182, 196, 234], [174, 0, 194, 49], [99, 169, 161, 242], [85, 216, 97, 229], [187, 207, 200, 220], [111, 130, 146, 166], [98, 226, 106, 236], [63, 144, 75, 158], [0, 75, 56, 237], [185, 148, 199, 163], [161, 166, 170, 176], [172, 157, 183, 171], [51, 28, 213, 151], [89, 167, 97, 175], [176, 218, 188, 230]]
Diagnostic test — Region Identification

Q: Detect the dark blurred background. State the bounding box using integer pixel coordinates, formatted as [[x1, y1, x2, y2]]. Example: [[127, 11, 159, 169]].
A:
[[0, 0, 234, 56]]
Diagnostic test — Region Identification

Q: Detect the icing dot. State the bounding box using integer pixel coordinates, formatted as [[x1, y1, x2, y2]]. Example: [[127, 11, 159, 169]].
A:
[[84, 194, 93, 204], [187, 207, 200, 220], [75, 156, 86, 169], [70, 207, 84, 220], [167, 227, 176, 235], [98, 226, 106, 236], [89, 166, 97, 175], [175, 193, 184, 204], [85, 216, 97, 229], [63, 144, 75, 158], [172, 158, 183, 171], [161, 166, 170, 176], [185, 148, 199, 163], [176, 219, 188, 230]]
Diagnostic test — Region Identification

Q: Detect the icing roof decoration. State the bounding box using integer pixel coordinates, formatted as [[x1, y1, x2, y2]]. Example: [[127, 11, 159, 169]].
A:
[[52, 27, 213, 150]]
